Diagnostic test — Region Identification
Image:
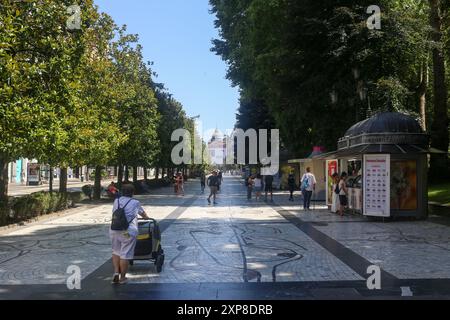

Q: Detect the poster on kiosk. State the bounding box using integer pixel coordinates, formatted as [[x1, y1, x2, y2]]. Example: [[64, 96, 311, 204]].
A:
[[363, 154, 390, 217], [326, 160, 339, 206]]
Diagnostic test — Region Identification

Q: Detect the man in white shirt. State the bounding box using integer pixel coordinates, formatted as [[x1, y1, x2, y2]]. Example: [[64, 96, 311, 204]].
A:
[[301, 167, 317, 210]]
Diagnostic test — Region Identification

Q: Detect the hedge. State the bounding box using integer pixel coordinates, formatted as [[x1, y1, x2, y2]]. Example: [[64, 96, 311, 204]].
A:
[[1, 191, 85, 226]]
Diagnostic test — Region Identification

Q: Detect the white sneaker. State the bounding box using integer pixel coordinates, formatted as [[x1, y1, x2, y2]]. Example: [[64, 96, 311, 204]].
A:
[[111, 273, 120, 284]]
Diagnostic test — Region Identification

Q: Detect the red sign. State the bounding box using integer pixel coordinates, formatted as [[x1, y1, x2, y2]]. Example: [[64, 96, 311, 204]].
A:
[[326, 160, 338, 206]]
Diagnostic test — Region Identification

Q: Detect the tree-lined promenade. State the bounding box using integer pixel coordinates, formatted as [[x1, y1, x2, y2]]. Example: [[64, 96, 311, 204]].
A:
[[0, 0, 201, 224], [210, 0, 449, 180]]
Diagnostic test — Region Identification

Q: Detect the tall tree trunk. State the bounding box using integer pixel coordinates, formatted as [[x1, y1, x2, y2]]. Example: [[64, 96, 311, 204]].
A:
[[74, 167, 80, 179], [49, 166, 54, 193], [428, 0, 450, 181], [155, 167, 160, 180], [418, 60, 428, 131], [143, 167, 148, 182], [124, 165, 129, 182], [59, 167, 68, 193], [93, 165, 102, 200], [117, 165, 124, 190], [133, 166, 138, 183], [0, 155, 9, 226]]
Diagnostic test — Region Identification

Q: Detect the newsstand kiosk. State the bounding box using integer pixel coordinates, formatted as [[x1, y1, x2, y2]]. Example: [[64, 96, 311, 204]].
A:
[[317, 112, 441, 219]]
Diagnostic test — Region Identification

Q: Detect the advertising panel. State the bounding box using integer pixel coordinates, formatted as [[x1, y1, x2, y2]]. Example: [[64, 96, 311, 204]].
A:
[[326, 160, 338, 206], [27, 163, 40, 185], [363, 154, 390, 217], [391, 160, 418, 210]]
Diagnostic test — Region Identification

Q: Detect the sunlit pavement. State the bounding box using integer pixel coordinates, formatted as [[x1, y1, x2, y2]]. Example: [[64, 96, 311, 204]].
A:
[[1, 176, 450, 300]]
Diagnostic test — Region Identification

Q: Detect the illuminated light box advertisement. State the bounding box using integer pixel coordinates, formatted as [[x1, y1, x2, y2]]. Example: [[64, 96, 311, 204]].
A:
[[326, 160, 338, 206], [363, 154, 390, 217]]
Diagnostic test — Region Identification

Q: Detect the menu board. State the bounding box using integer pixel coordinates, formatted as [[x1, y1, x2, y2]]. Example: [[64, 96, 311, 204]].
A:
[[363, 154, 390, 217]]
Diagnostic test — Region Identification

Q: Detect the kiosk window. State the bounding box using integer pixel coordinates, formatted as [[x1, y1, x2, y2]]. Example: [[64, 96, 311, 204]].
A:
[[347, 160, 362, 177]]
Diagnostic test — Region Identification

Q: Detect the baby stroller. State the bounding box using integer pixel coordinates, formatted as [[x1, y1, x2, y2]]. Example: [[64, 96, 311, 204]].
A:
[[129, 218, 165, 273]]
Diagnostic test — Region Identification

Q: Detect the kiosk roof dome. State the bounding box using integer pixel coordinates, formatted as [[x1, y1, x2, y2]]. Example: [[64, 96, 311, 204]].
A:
[[344, 112, 424, 137]]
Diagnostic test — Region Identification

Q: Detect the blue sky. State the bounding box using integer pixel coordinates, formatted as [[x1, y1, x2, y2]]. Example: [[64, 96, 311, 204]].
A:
[[95, 0, 239, 138]]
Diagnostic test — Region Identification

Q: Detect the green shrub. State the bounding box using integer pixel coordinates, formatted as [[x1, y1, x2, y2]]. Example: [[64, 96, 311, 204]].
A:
[[68, 191, 83, 207], [0, 197, 17, 226], [56, 193, 68, 211], [12, 196, 30, 220], [29, 192, 48, 216], [8, 191, 83, 224]]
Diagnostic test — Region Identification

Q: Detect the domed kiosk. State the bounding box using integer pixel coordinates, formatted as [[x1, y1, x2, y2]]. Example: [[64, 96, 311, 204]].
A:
[[318, 112, 433, 219], [338, 112, 429, 154]]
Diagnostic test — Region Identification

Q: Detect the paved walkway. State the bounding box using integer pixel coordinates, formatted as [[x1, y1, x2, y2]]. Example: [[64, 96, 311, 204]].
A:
[[1, 176, 450, 299]]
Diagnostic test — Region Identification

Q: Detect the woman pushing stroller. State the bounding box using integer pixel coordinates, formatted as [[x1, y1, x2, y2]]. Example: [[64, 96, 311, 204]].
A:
[[110, 184, 150, 285]]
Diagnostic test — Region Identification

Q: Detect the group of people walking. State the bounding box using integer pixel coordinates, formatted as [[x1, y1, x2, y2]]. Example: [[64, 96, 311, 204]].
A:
[[107, 167, 352, 284], [246, 174, 274, 202], [286, 168, 349, 215]]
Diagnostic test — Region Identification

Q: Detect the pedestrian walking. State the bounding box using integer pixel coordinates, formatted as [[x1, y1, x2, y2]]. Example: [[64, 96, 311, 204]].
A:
[[338, 172, 349, 217], [217, 170, 223, 192], [331, 173, 340, 213], [246, 175, 255, 200], [254, 174, 263, 201], [200, 171, 206, 194], [107, 181, 119, 199], [207, 170, 220, 205], [110, 184, 150, 285], [173, 174, 178, 194], [264, 174, 274, 202], [287, 173, 296, 201], [175, 172, 184, 196], [301, 167, 317, 210]]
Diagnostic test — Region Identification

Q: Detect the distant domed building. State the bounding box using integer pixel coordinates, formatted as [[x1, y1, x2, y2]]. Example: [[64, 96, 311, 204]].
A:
[[208, 128, 226, 165]]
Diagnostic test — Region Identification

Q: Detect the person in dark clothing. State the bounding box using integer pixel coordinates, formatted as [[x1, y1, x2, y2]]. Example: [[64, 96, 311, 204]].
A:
[[246, 175, 254, 200], [217, 171, 223, 191], [207, 171, 220, 205], [264, 175, 274, 202], [287, 174, 296, 201], [200, 172, 206, 194]]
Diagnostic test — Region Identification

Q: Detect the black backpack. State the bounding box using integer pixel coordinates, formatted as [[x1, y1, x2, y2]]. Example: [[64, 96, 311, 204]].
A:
[[335, 184, 340, 195], [111, 198, 133, 231]]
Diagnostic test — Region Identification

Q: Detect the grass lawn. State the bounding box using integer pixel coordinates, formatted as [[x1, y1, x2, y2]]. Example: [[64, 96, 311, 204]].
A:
[[429, 182, 450, 206]]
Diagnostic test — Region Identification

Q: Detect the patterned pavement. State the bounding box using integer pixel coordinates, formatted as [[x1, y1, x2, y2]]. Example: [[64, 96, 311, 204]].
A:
[[1, 176, 450, 299]]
